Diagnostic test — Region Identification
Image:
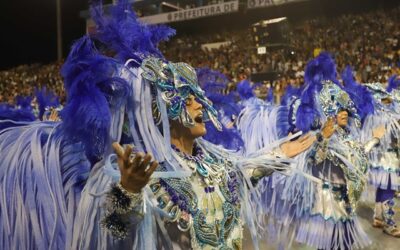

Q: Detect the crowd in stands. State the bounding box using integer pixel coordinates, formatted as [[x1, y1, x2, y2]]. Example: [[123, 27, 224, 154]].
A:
[[0, 63, 64, 105], [163, 6, 400, 101], [1, 5, 400, 104]]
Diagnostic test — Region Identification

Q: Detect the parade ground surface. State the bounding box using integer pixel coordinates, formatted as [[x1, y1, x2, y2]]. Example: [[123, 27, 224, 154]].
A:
[[243, 199, 400, 250]]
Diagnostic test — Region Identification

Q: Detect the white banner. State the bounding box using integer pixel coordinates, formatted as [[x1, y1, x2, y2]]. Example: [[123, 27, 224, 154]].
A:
[[140, 1, 239, 24], [247, 0, 305, 9], [201, 41, 232, 51]]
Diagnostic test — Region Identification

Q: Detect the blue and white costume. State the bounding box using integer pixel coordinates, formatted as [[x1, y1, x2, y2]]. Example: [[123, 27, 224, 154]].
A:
[[239, 53, 381, 249], [0, 1, 294, 249], [346, 73, 400, 237]]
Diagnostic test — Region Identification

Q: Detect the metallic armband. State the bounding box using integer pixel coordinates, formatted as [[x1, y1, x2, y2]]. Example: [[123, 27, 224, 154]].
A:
[[101, 182, 143, 239]]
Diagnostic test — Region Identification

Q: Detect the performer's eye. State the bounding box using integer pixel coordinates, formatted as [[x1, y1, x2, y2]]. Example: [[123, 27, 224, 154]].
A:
[[185, 95, 194, 106]]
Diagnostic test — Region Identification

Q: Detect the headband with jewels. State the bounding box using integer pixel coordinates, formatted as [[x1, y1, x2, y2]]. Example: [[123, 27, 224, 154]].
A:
[[140, 57, 222, 131], [318, 80, 361, 124]]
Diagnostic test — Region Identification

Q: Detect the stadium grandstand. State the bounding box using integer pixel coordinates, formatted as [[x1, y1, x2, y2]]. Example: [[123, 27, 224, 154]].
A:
[[1, 0, 400, 105], [1, 1, 400, 250]]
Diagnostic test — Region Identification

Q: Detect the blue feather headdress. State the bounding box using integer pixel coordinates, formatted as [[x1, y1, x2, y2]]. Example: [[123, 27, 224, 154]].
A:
[[296, 52, 360, 132], [387, 75, 400, 102], [236, 80, 255, 100], [266, 87, 274, 103], [387, 75, 400, 92], [0, 103, 36, 130], [281, 85, 303, 106], [196, 67, 230, 92], [60, 36, 130, 164], [34, 87, 60, 120], [60, 0, 177, 163], [15, 96, 33, 111], [195, 68, 243, 149], [90, 0, 175, 65]]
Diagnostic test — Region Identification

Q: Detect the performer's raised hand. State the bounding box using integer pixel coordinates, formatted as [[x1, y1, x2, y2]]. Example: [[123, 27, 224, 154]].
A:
[[280, 133, 316, 158], [321, 117, 336, 139], [112, 142, 158, 193]]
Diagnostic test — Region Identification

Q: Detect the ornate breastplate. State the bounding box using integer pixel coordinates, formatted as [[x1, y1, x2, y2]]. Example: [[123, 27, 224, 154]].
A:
[[150, 145, 242, 249], [334, 127, 369, 209]]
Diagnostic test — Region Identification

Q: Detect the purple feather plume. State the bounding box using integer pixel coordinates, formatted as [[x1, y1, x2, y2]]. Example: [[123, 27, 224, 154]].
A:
[[236, 80, 255, 100], [60, 36, 130, 164], [34, 87, 60, 120], [90, 0, 175, 65], [296, 52, 339, 132], [15, 96, 33, 111]]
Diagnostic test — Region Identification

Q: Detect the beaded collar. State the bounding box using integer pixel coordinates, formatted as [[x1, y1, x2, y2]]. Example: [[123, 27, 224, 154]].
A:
[[171, 143, 205, 162], [171, 143, 227, 186]]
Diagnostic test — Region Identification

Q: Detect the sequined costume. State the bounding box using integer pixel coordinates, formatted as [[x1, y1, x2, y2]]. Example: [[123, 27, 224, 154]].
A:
[[0, 1, 291, 249], [240, 53, 380, 249], [71, 52, 292, 249], [357, 80, 400, 236]]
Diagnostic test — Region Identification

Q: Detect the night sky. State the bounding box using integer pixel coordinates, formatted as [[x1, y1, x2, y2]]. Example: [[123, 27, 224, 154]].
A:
[[1, 0, 399, 70], [0, 0, 88, 70]]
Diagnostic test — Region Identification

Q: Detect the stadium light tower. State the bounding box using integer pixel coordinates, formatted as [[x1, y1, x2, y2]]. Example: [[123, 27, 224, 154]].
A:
[[56, 0, 63, 61]]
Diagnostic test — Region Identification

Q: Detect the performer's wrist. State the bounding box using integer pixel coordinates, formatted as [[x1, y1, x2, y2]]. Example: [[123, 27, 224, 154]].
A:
[[119, 181, 142, 194]]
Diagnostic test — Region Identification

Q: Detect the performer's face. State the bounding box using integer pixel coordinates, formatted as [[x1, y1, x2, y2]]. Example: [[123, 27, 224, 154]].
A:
[[336, 110, 348, 127], [185, 95, 207, 137], [170, 95, 207, 139]]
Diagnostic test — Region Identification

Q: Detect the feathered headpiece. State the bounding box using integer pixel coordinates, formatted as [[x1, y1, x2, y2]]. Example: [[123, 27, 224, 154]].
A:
[[236, 80, 255, 100], [195, 68, 243, 149], [387, 75, 400, 92], [0, 103, 36, 130], [197, 67, 230, 91], [60, 0, 175, 163], [34, 87, 60, 120], [280, 84, 302, 106], [90, 0, 175, 65], [140, 57, 222, 130], [296, 52, 361, 132], [15, 96, 33, 111]]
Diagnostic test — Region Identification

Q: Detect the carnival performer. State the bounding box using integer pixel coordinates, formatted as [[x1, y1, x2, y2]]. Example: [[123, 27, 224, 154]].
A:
[[343, 70, 400, 238], [0, 1, 315, 249], [238, 53, 385, 250], [294, 55, 386, 250]]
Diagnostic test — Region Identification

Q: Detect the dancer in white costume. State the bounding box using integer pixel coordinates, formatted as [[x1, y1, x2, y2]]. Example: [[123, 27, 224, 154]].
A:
[[238, 53, 385, 249], [0, 1, 315, 249]]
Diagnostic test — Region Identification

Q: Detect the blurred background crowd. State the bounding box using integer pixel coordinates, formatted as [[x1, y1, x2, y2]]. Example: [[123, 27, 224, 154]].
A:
[[1, 1, 399, 105]]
